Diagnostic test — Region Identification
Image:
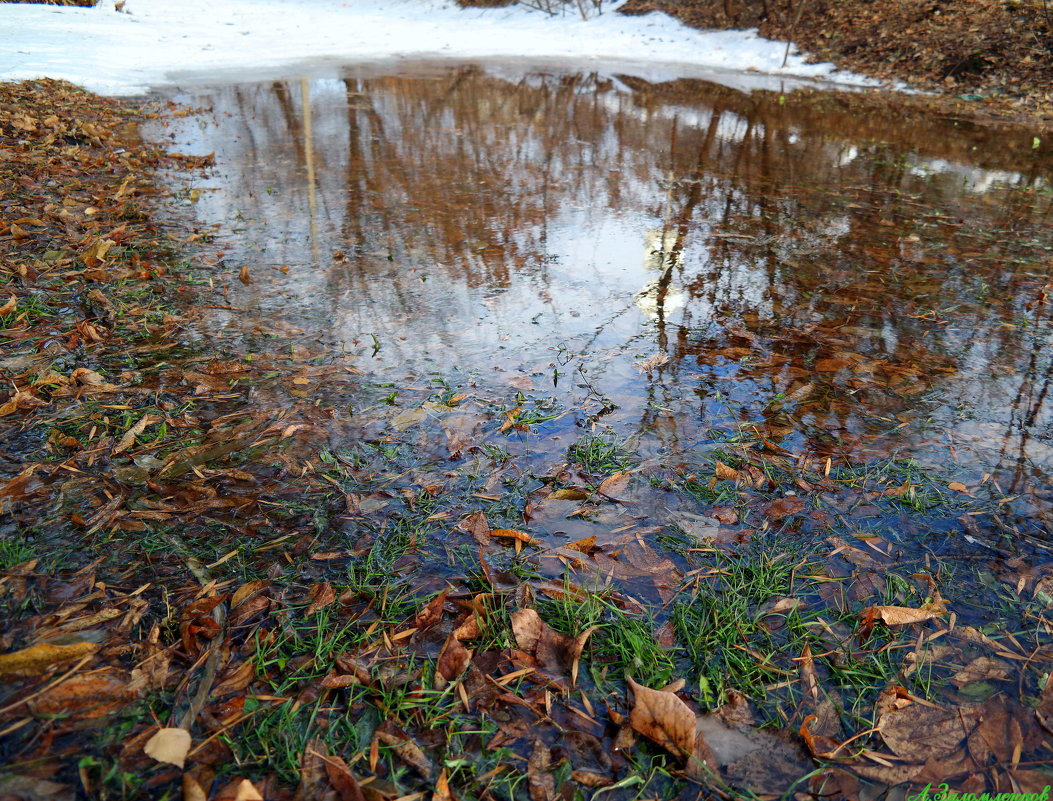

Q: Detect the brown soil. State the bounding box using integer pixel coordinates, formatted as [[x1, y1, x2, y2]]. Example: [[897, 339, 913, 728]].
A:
[[618, 0, 1053, 123]]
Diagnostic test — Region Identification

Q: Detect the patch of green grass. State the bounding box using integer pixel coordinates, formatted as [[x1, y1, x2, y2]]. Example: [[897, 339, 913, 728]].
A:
[[567, 433, 633, 476], [0, 534, 36, 569]]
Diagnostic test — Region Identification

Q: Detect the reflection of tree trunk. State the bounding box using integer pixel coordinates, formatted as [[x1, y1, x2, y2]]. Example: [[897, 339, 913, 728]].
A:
[[272, 81, 306, 166], [301, 78, 319, 265], [1001, 305, 1053, 492]]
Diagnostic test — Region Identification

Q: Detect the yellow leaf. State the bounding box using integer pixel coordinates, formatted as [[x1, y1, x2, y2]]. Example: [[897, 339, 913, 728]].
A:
[[490, 529, 541, 547], [0, 641, 99, 677]]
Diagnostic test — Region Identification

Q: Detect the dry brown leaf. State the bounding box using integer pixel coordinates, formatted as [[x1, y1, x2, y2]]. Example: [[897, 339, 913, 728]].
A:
[[951, 656, 1011, 687], [212, 659, 255, 697], [143, 727, 192, 769], [113, 413, 158, 455], [564, 535, 598, 555], [511, 608, 544, 652], [376, 731, 432, 778], [431, 767, 454, 801], [457, 511, 491, 545], [306, 582, 336, 616], [763, 496, 806, 520], [627, 677, 714, 778], [0, 641, 98, 676], [597, 471, 632, 500], [0, 389, 48, 417], [414, 589, 449, 630], [182, 774, 208, 801], [571, 770, 611, 788], [324, 754, 367, 801], [528, 740, 555, 801], [865, 604, 945, 626], [712, 506, 738, 525], [714, 461, 740, 481], [0, 294, 16, 316], [878, 703, 975, 760], [230, 580, 270, 609], [436, 632, 471, 683]]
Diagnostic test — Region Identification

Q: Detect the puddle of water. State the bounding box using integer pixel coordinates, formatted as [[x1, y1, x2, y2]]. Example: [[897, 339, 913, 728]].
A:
[[152, 64, 1053, 551]]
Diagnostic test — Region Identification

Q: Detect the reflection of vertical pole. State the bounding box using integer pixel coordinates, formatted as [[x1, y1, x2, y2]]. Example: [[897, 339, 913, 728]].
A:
[[301, 77, 319, 264]]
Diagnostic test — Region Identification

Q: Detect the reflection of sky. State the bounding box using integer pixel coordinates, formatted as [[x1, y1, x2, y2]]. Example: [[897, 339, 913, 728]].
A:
[[149, 66, 1053, 485]]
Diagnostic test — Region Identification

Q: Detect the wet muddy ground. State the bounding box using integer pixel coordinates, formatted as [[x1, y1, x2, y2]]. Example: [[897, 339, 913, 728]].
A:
[[4, 67, 1053, 799]]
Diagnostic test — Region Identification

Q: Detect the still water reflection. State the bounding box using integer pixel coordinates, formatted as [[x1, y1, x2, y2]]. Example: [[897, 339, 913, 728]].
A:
[[156, 65, 1053, 520]]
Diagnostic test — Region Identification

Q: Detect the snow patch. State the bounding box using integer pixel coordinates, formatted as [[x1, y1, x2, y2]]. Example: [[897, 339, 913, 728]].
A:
[[0, 0, 884, 96]]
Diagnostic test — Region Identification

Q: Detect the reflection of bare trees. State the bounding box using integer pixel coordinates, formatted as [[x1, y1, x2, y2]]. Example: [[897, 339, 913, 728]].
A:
[[172, 67, 1053, 475]]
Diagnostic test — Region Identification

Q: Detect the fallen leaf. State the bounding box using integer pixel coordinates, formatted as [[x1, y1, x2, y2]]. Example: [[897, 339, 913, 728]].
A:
[[183, 775, 208, 801], [714, 461, 740, 481], [951, 656, 1011, 687], [528, 740, 555, 801], [490, 529, 541, 547], [414, 589, 449, 630], [144, 727, 192, 769], [548, 488, 589, 501], [948, 482, 968, 493], [391, 407, 429, 431], [762, 496, 806, 520], [0, 641, 98, 676], [597, 471, 631, 500], [113, 413, 158, 455], [376, 730, 432, 778], [306, 582, 336, 616], [0, 389, 48, 417], [864, 603, 946, 626], [628, 677, 715, 778], [564, 535, 598, 555], [878, 703, 975, 760], [436, 632, 471, 683], [511, 608, 544, 652], [323, 753, 367, 801], [230, 580, 270, 609]]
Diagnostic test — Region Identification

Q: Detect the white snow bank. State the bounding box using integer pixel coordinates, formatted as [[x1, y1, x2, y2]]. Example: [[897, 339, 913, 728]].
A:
[[0, 0, 882, 96]]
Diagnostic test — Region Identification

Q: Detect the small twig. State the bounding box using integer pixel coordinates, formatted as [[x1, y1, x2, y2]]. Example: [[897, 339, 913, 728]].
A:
[[781, 0, 812, 69]]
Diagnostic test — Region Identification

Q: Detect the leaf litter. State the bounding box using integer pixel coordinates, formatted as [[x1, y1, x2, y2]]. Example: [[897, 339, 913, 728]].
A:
[[1, 72, 1053, 801]]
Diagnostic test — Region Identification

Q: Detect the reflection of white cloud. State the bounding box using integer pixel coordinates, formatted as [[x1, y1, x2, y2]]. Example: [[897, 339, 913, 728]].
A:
[[907, 157, 1043, 194], [634, 279, 685, 318]]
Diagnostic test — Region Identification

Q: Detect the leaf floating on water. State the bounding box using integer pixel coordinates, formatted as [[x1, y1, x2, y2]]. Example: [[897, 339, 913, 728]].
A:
[[548, 487, 589, 501], [238, 264, 252, 284], [633, 353, 670, 373], [948, 481, 968, 493], [391, 406, 429, 431], [597, 471, 631, 500], [143, 727, 192, 769], [762, 496, 806, 520]]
